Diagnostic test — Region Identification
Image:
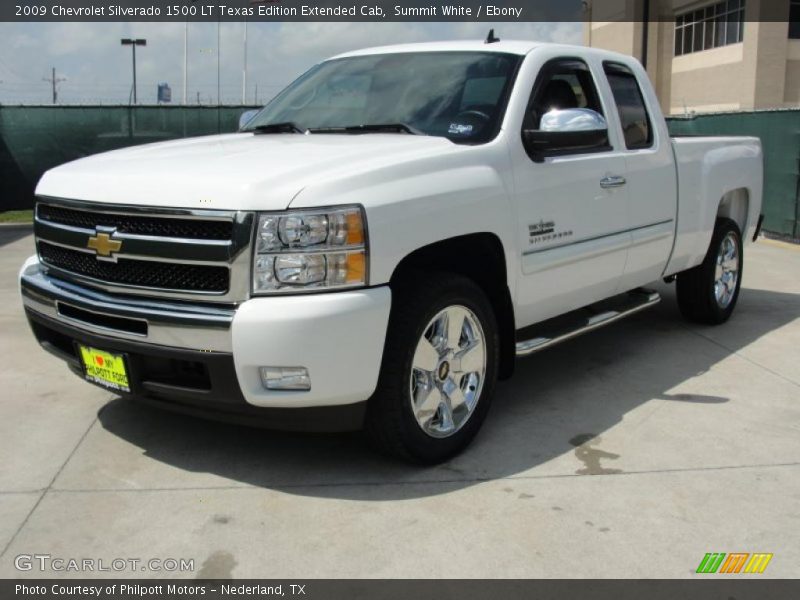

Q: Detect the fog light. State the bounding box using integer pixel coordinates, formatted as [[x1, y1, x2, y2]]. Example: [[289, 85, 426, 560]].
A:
[[259, 367, 311, 391]]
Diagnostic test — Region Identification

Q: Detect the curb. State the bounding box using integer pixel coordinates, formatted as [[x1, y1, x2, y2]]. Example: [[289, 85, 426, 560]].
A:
[[760, 237, 800, 251], [0, 222, 33, 230]]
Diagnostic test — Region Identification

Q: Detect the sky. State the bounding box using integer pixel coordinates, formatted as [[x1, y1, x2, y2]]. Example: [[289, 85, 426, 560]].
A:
[[0, 21, 582, 105]]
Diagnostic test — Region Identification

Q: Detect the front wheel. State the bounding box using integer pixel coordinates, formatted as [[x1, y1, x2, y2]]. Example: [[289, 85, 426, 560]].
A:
[[676, 217, 743, 325], [366, 272, 499, 463]]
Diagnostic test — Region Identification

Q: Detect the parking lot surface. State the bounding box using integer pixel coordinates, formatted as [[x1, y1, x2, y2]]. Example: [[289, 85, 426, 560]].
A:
[[1, 227, 798, 578]]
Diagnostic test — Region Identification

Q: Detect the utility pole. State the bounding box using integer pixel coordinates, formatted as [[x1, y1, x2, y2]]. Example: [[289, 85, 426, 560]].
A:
[[121, 38, 147, 105], [43, 68, 66, 104]]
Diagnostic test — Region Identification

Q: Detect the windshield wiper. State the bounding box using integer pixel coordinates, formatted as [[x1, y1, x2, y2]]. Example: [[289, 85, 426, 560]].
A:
[[308, 123, 424, 136], [249, 122, 424, 136], [249, 122, 306, 134]]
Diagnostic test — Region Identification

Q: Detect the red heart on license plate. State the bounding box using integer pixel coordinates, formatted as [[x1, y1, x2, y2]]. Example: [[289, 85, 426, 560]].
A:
[[95, 356, 104, 366]]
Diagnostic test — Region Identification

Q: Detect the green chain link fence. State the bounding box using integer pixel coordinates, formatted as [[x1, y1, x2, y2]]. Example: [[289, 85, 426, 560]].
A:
[[0, 105, 259, 212], [667, 109, 800, 239], [1, 105, 799, 238]]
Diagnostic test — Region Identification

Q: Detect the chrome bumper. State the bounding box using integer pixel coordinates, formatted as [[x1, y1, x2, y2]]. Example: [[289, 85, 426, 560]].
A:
[[20, 259, 235, 353]]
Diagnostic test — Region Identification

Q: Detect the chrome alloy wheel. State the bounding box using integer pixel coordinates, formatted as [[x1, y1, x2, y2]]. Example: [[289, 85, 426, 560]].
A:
[[714, 231, 740, 309], [409, 305, 487, 438]]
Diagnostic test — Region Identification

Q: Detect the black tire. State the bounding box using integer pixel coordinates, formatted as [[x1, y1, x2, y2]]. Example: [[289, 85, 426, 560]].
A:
[[676, 217, 743, 325], [366, 271, 499, 464]]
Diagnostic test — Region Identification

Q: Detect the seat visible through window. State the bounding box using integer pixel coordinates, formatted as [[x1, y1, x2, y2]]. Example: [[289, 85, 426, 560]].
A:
[[526, 63, 603, 131], [537, 79, 579, 112]]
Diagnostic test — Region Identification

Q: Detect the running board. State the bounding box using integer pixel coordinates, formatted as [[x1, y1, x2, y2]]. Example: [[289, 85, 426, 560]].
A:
[[515, 289, 661, 358]]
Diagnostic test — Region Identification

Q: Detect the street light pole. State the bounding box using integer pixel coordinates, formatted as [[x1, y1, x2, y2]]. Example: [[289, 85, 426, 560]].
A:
[[242, 20, 248, 104], [217, 22, 221, 105], [183, 23, 188, 105], [121, 38, 147, 105]]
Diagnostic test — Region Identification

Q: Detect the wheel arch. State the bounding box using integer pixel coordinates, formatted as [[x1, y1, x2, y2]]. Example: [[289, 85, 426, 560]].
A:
[[717, 187, 750, 237], [390, 233, 516, 380]]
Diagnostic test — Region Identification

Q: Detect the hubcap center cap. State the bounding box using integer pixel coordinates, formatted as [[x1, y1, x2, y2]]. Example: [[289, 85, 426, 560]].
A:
[[437, 361, 451, 381]]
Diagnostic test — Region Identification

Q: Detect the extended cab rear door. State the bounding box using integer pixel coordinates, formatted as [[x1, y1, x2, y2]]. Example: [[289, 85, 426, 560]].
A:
[[600, 61, 678, 291]]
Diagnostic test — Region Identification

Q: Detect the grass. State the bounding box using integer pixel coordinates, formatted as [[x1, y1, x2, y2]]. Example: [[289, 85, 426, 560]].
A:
[[0, 210, 33, 224]]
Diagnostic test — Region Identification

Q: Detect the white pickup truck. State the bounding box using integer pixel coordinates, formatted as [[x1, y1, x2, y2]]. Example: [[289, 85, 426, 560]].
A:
[[20, 40, 763, 463]]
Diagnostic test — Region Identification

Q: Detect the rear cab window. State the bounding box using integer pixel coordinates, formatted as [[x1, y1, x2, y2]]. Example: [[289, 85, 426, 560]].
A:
[[602, 62, 654, 150]]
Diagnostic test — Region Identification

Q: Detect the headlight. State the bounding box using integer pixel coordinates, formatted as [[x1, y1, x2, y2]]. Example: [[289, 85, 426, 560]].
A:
[[252, 206, 367, 294]]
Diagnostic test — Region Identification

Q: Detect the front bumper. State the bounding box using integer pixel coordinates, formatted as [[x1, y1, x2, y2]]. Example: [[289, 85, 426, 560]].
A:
[[20, 257, 392, 428]]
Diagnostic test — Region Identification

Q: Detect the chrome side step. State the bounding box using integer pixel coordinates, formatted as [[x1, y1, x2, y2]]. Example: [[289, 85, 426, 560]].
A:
[[515, 289, 661, 358]]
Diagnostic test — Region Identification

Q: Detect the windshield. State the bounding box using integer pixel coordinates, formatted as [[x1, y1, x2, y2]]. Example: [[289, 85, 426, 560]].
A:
[[243, 52, 522, 143]]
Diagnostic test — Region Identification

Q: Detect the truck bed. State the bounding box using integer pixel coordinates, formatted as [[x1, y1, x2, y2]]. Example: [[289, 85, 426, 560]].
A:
[[666, 136, 763, 276]]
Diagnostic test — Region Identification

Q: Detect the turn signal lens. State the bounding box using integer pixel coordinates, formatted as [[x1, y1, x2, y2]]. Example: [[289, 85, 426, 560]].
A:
[[346, 252, 366, 283], [346, 211, 365, 246]]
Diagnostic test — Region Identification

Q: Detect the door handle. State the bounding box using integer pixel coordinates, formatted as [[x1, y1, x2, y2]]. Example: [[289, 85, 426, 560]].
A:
[[600, 175, 627, 189]]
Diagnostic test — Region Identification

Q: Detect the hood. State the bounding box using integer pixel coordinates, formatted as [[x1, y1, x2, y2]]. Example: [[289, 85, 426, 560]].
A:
[[35, 132, 462, 211]]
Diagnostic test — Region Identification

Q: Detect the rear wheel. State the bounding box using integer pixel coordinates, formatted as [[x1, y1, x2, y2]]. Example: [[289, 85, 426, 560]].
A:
[[676, 217, 743, 325], [366, 272, 499, 463]]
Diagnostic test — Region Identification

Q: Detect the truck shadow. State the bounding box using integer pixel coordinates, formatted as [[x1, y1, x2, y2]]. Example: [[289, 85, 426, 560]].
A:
[[0, 225, 34, 249], [97, 283, 800, 500]]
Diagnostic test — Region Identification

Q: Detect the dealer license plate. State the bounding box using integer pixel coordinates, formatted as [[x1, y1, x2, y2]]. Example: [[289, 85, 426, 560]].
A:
[[78, 345, 130, 392]]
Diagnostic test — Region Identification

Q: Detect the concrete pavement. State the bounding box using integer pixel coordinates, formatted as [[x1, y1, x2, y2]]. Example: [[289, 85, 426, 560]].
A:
[[1, 228, 798, 578]]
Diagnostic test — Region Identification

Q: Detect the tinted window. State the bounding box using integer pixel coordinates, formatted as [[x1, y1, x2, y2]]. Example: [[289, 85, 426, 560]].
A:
[[526, 60, 604, 130], [604, 64, 653, 150], [791, 1, 800, 39], [460, 76, 506, 110]]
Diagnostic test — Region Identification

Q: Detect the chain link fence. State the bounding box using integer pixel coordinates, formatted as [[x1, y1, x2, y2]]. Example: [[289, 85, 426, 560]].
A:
[[0, 105, 259, 211], [667, 109, 800, 239], [1, 105, 798, 238]]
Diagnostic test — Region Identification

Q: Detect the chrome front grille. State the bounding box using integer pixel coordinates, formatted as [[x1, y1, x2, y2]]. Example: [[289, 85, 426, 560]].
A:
[[34, 197, 254, 302], [37, 203, 234, 240], [38, 242, 230, 293]]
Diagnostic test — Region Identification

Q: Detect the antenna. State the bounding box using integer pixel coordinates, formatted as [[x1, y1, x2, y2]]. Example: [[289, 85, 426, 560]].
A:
[[485, 29, 500, 44]]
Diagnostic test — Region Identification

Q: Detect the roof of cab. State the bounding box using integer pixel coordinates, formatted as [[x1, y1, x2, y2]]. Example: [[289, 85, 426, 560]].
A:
[[330, 40, 550, 60], [329, 40, 642, 71]]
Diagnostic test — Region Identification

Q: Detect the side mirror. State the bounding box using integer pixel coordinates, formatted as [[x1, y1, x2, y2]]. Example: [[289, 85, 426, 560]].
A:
[[239, 109, 259, 130], [523, 108, 609, 163]]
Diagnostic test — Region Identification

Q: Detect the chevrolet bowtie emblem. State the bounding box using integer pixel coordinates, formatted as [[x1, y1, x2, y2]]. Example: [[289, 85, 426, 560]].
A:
[[87, 232, 122, 258]]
